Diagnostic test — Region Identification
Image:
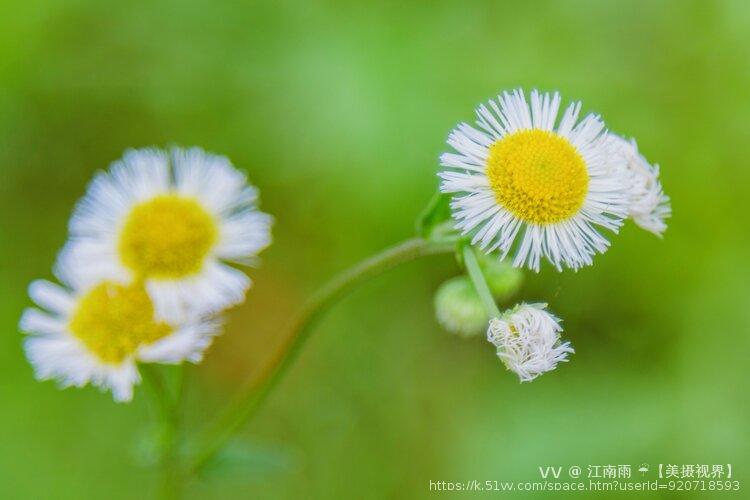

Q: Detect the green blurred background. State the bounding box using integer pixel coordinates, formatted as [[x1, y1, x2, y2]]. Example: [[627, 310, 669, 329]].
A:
[[1, 0, 749, 498]]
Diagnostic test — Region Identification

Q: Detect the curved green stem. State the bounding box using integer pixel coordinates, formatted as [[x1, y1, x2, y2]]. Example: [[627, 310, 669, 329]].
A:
[[187, 237, 456, 474], [462, 244, 501, 317]]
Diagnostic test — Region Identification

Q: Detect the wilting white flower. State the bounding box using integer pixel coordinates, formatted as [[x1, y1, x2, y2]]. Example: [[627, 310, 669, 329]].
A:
[[19, 253, 220, 402], [64, 147, 272, 322], [610, 135, 671, 237], [440, 89, 630, 271], [487, 303, 573, 382]]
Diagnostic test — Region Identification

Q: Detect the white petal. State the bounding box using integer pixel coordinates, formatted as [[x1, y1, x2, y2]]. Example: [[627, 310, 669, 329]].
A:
[[171, 147, 258, 216], [69, 148, 168, 238], [55, 239, 131, 290], [19, 308, 67, 335], [24, 335, 98, 387], [216, 209, 273, 264], [102, 362, 140, 403], [28, 280, 75, 315], [138, 320, 221, 364], [23, 332, 140, 403], [147, 260, 250, 323]]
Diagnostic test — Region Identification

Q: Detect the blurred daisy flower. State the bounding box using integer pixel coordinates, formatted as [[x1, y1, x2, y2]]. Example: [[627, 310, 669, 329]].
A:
[[19, 252, 219, 402], [440, 89, 630, 271], [64, 147, 272, 322], [487, 303, 573, 382], [610, 135, 671, 237]]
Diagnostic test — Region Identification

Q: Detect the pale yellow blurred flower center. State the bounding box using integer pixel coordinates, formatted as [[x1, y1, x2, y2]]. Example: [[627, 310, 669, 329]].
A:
[[119, 195, 218, 278], [68, 281, 171, 364], [487, 130, 589, 224]]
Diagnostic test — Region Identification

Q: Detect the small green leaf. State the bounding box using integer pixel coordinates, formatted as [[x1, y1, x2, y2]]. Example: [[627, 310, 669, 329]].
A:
[[416, 190, 453, 238], [201, 439, 295, 479]]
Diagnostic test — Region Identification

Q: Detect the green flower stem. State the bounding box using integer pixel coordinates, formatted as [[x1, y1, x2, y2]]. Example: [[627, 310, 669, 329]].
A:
[[141, 364, 172, 422], [141, 364, 183, 500], [462, 244, 501, 318], [187, 237, 456, 474]]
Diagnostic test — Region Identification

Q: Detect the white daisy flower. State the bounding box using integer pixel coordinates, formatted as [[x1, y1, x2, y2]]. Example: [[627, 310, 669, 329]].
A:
[[610, 135, 671, 237], [19, 253, 220, 402], [439, 89, 630, 271], [487, 303, 573, 382], [65, 147, 272, 322]]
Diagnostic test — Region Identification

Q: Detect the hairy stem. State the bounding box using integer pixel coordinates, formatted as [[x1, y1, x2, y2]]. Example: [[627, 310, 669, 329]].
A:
[[188, 237, 455, 473]]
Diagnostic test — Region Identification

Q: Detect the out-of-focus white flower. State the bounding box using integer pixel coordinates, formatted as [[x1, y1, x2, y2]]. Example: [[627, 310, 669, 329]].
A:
[[440, 89, 630, 272], [19, 254, 220, 402], [610, 135, 671, 237], [64, 147, 272, 323], [487, 303, 573, 382]]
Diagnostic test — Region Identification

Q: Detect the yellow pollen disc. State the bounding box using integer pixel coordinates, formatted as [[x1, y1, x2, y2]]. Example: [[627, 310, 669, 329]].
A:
[[487, 129, 589, 225], [119, 195, 218, 279], [68, 281, 171, 364]]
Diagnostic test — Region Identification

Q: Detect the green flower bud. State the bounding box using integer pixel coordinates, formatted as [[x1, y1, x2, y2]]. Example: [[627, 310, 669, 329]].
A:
[[434, 276, 488, 337], [477, 252, 523, 301]]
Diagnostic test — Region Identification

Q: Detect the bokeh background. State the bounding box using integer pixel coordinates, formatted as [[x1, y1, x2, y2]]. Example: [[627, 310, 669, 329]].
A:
[[1, 0, 749, 498]]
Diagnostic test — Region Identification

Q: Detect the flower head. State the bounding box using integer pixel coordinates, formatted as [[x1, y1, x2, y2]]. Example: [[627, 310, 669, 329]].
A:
[[610, 135, 671, 237], [440, 89, 630, 271], [20, 251, 219, 402], [487, 303, 573, 382], [65, 147, 272, 322]]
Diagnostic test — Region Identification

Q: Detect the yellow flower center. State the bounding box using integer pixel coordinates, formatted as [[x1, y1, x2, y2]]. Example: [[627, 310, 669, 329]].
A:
[[68, 281, 172, 364], [487, 129, 589, 225], [119, 195, 218, 279]]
